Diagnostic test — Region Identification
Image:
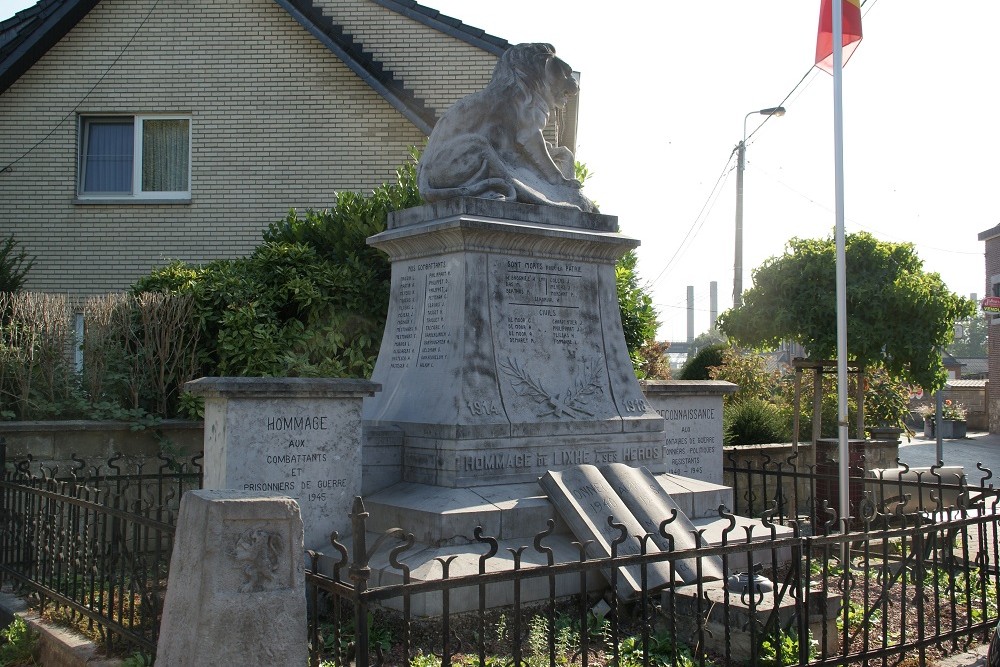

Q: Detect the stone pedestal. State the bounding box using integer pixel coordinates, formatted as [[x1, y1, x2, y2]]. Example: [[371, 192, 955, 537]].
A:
[[186, 377, 378, 551], [350, 200, 770, 615], [155, 490, 306, 666], [641, 380, 737, 485], [363, 198, 664, 487]]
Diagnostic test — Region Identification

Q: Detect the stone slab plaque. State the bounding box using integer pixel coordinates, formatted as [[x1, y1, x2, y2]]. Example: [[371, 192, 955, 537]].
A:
[[599, 463, 724, 583], [539, 465, 674, 598], [187, 377, 377, 551], [156, 490, 306, 666], [641, 381, 737, 486], [490, 255, 619, 428]]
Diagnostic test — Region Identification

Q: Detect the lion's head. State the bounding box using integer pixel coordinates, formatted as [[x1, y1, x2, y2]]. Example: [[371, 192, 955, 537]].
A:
[[492, 43, 579, 113]]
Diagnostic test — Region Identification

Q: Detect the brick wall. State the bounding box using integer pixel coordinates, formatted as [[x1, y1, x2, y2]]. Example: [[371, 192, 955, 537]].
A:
[[943, 385, 988, 431], [0, 0, 497, 297], [986, 234, 1000, 432]]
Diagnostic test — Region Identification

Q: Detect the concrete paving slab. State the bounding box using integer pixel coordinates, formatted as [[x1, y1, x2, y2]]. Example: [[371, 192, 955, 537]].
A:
[[898, 431, 1000, 481]]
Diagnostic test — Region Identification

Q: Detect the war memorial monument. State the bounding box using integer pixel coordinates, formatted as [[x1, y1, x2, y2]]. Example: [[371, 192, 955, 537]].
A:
[[168, 47, 771, 649], [354, 43, 763, 611]]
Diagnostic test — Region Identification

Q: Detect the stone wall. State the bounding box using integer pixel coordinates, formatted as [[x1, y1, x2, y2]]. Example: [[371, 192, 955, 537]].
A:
[[723, 442, 815, 516], [943, 384, 988, 431], [0, 420, 203, 470], [723, 438, 900, 517]]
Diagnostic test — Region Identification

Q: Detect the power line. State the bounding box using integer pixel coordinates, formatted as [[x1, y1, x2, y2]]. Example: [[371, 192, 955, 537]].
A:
[[648, 150, 737, 287], [653, 0, 883, 288], [1, 0, 162, 175]]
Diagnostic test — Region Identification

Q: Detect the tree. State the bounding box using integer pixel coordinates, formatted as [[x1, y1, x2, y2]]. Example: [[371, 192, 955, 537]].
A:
[[576, 161, 660, 373], [616, 249, 659, 371], [948, 311, 988, 358], [718, 232, 975, 391], [688, 329, 727, 359], [679, 342, 726, 380]]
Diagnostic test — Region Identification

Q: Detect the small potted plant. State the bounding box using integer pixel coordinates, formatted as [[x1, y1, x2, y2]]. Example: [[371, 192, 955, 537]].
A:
[[918, 400, 968, 439]]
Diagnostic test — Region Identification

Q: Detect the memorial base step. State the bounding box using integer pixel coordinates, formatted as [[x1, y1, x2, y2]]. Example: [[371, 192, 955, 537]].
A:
[[363, 474, 733, 546], [325, 476, 791, 618], [329, 517, 793, 617]]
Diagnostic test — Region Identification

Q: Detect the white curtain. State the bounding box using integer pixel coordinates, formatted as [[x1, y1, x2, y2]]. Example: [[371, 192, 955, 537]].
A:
[[82, 119, 133, 193]]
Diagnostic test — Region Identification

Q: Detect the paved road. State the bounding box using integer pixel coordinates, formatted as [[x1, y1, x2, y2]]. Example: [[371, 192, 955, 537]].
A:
[[897, 430, 1000, 484], [897, 430, 1000, 666]]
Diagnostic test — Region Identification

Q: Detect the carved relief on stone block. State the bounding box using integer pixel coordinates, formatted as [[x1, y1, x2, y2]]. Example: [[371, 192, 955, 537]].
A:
[[232, 527, 284, 593], [499, 354, 604, 418]]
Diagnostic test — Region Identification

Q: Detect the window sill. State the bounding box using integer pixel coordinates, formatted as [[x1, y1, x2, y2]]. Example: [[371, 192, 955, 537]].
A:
[[73, 197, 192, 205]]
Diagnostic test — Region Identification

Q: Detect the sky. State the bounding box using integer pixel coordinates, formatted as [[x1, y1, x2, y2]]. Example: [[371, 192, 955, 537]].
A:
[[2, 0, 997, 344]]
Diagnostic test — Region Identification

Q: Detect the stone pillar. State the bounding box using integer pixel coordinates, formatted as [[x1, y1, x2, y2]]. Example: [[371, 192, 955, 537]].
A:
[[155, 490, 306, 666], [640, 380, 737, 485], [185, 377, 378, 551]]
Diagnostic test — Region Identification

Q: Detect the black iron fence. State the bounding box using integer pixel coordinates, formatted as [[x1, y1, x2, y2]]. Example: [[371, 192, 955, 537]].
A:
[[2, 441, 998, 666], [306, 458, 1000, 667], [0, 447, 202, 655]]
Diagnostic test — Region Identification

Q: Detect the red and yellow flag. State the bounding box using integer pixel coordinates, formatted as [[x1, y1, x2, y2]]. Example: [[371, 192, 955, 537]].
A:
[[815, 0, 863, 73]]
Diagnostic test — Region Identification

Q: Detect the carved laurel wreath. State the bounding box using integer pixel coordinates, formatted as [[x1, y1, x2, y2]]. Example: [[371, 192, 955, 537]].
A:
[[499, 355, 604, 418]]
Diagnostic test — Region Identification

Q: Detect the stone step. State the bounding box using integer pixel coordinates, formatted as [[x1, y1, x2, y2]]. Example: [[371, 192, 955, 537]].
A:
[[363, 474, 734, 546], [331, 516, 793, 618], [335, 476, 787, 617]]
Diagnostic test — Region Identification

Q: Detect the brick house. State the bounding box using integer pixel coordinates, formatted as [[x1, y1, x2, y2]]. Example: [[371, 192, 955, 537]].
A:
[[0, 0, 571, 296], [978, 223, 1000, 432]]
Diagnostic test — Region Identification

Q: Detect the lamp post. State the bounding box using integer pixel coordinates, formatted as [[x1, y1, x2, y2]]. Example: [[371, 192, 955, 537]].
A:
[[733, 106, 786, 308]]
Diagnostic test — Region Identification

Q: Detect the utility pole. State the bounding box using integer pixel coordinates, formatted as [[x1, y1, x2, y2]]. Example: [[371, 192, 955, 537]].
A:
[[733, 140, 746, 308], [734, 106, 786, 309], [686, 286, 695, 345]]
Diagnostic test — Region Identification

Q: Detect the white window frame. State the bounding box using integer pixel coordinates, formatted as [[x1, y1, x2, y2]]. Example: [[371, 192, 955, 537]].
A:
[[77, 113, 192, 201]]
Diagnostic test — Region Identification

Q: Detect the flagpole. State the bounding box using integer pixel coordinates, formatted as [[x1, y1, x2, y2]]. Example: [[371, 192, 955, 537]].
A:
[[832, 0, 851, 537]]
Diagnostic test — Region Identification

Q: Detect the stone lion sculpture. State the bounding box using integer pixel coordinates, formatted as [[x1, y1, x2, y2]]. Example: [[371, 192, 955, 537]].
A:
[[418, 43, 596, 213]]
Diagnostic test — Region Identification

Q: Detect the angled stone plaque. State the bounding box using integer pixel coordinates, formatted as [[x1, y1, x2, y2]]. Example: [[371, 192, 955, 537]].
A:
[[539, 465, 674, 598], [599, 463, 724, 583]]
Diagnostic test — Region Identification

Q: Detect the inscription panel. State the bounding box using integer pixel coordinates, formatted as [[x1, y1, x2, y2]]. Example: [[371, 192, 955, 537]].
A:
[[490, 255, 615, 423], [203, 397, 363, 551], [456, 443, 663, 477], [642, 394, 724, 484], [390, 259, 458, 372]]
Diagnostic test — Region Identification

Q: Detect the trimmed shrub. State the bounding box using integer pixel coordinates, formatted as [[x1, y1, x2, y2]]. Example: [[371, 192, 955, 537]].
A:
[[724, 397, 789, 445], [680, 343, 727, 380]]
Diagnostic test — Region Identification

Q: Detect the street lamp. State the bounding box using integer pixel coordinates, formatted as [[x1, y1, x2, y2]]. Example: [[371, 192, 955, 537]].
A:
[[733, 106, 786, 308]]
